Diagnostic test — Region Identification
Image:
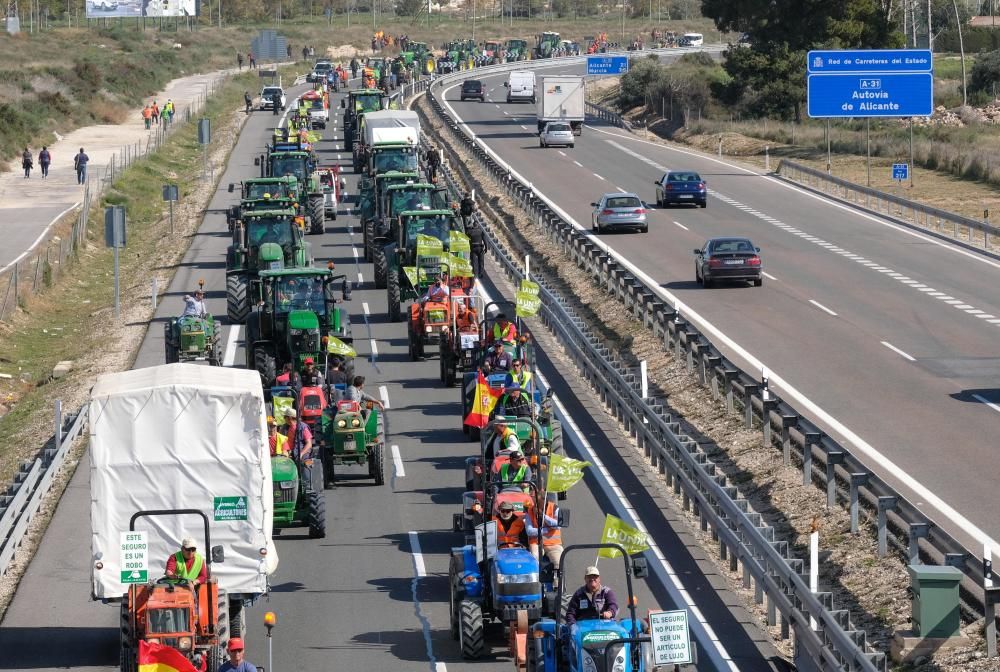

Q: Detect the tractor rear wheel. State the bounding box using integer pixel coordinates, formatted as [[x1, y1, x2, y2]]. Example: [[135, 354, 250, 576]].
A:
[[307, 489, 326, 538], [226, 275, 250, 323], [207, 646, 223, 672], [408, 325, 419, 361], [309, 196, 324, 234], [459, 600, 485, 659], [164, 324, 179, 364], [253, 348, 277, 389], [444, 356, 457, 387], [373, 245, 388, 289], [387, 268, 402, 322], [370, 443, 385, 485], [228, 600, 245, 638], [364, 221, 376, 262], [448, 557, 463, 640]]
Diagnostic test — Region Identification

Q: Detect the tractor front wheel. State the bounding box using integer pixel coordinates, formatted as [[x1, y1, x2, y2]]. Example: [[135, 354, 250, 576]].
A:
[[163, 324, 179, 364], [459, 600, 485, 659], [226, 275, 250, 323], [308, 196, 325, 234], [364, 220, 376, 262], [228, 600, 246, 638], [253, 348, 277, 389], [307, 488, 326, 538], [387, 268, 402, 322], [370, 443, 385, 485], [206, 646, 223, 672], [373, 245, 388, 289]]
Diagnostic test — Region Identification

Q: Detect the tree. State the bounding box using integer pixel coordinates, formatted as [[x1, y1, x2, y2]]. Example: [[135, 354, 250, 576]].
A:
[[396, 0, 423, 14], [970, 49, 1000, 97]]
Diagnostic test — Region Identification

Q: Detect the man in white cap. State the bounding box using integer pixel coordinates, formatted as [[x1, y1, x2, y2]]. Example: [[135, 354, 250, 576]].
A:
[[165, 537, 207, 584], [564, 565, 618, 625]]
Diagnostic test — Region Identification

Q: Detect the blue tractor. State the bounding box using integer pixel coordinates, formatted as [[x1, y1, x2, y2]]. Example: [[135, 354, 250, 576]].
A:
[[528, 544, 654, 672], [449, 478, 570, 669]]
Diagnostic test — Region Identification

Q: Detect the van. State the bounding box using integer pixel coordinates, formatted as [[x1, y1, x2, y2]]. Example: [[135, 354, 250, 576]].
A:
[[681, 33, 704, 47], [505, 71, 536, 104]]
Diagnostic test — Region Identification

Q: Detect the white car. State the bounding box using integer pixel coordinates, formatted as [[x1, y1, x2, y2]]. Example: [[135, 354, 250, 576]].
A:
[[259, 86, 286, 110], [539, 122, 574, 148]]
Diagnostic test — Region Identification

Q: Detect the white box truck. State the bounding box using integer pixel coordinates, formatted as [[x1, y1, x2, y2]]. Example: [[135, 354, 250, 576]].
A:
[[536, 75, 586, 136], [90, 364, 277, 641], [505, 70, 536, 104]]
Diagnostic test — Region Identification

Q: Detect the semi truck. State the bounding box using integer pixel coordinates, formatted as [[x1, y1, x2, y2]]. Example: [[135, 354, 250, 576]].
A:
[[90, 365, 277, 670], [536, 75, 585, 136]]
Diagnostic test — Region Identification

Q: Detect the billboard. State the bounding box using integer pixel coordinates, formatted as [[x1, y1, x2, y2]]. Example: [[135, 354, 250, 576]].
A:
[[86, 0, 198, 19]]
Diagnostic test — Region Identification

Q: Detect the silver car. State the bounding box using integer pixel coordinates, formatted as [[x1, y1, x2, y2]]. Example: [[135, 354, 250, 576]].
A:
[[591, 193, 648, 233], [539, 122, 574, 148]]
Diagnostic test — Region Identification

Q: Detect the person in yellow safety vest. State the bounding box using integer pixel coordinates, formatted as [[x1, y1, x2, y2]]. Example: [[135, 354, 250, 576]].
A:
[[268, 416, 288, 456], [504, 358, 532, 390], [491, 313, 517, 345], [527, 497, 564, 584], [164, 537, 207, 584], [498, 450, 532, 492]]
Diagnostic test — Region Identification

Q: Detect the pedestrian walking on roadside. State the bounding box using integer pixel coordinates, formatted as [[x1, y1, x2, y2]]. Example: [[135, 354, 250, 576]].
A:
[[38, 146, 51, 178], [164, 99, 174, 125], [142, 104, 152, 130], [74, 148, 89, 185], [248, 51, 256, 69], [302, 45, 308, 62], [151, 101, 160, 124], [21, 148, 32, 178], [237, 52, 244, 70]]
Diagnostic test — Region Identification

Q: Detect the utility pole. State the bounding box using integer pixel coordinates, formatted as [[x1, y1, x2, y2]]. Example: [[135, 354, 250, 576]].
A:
[[927, 0, 933, 52], [953, 0, 968, 107]]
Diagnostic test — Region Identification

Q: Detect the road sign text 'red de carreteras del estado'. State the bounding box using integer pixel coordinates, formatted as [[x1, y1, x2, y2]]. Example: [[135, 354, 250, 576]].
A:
[[806, 49, 933, 119]]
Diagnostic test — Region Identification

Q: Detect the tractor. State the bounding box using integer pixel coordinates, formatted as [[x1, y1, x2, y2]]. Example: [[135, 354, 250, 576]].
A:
[[368, 181, 451, 276], [226, 176, 304, 233], [448, 476, 569, 668], [342, 89, 386, 152], [357, 170, 423, 265], [119, 510, 228, 672], [256, 144, 326, 235], [484, 40, 503, 63], [383, 209, 464, 322], [535, 32, 560, 59], [405, 41, 436, 75], [506, 38, 530, 61], [314, 165, 343, 221], [317, 399, 386, 487], [244, 267, 353, 388], [439, 292, 484, 387], [164, 282, 221, 366], [408, 287, 451, 361], [528, 544, 654, 672], [225, 209, 313, 323], [270, 443, 326, 539]]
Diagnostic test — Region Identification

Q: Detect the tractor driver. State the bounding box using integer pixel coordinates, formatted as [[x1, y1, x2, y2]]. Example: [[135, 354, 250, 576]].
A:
[[300, 357, 323, 387], [496, 500, 530, 547], [499, 382, 532, 418], [282, 409, 315, 484], [267, 416, 288, 456], [455, 301, 477, 332], [422, 272, 450, 303], [565, 566, 619, 625], [483, 341, 513, 373], [258, 219, 286, 246], [164, 537, 207, 584], [504, 359, 532, 390], [346, 376, 385, 413], [498, 449, 532, 493], [490, 313, 517, 346], [182, 288, 208, 318]]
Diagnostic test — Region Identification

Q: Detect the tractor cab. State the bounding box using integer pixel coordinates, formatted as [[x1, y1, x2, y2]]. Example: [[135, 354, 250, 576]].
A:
[[240, 211, 306, 270], [535, 31, 560, 58], [344, 89, 385, 114], [264, 151, 314, 184]]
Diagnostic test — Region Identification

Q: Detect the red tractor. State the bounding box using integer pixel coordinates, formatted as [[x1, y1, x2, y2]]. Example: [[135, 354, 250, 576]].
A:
[[408, 295, 452, 360]]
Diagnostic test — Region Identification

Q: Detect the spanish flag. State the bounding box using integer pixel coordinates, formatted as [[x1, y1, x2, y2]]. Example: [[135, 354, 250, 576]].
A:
[[138, 640, 200, 672], [463, 372, 501, 428]]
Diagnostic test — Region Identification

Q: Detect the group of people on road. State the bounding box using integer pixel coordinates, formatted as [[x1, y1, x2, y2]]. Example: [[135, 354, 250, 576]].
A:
[[142, 99, 176, 129], [21, 147, 89, 185]]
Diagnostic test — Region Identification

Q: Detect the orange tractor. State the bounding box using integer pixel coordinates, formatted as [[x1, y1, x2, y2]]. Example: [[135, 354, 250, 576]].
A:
[[119, 510, 227, 672], [408, 292, 452, 360]]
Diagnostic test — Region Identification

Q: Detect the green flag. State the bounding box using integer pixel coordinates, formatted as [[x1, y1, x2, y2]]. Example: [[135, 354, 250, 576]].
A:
[[449, 253, 474, 278], [449, 230, 471, 253], [272, 396, 295, 426], [402, 266, 432, 288], [516, 279, 541, 317], [547, 454, 590, 493], [326, 336, 357, 358], [598, 514, 650, 558], [415, 233, 444, 258]]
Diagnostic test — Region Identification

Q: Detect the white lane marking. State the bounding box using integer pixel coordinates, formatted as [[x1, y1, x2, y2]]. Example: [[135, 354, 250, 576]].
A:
[[573, 160, 583, 167], [558, 150, 566, 156], [809, 299, 838, 317], [972, 394, 1000, 415], [363, 302, 370, 316], [392, 444, 405, 477], [379, 384, 391, 408], [536, 370, 740, 672], [881, 341, 915, 362], [613, 185, 626, 193], [673, 221, 689, 231], [352, 246, 359, 258], [520, 125, 528, 130], [593, 173, 605, 181], [370, 338, 379, 357], [452, 104, 1000, 562], [223, 325, 241, 367], [408, 529, 426, 575], [357, 272, 364, 284], [762, 271, 777, 281], [407, 531, 446, 672]]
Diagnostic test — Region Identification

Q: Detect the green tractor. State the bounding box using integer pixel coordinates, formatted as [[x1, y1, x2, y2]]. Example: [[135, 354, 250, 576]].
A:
[[384, 209, 464, 322], [164, 298, 221, 367], [368, 180, 451, 286], [404, 42, 436, 76], [342, 89, 386, 152], [256, 144, 326, 235], [225, 209, 313, 323], [226, 176, 306, 233], [357, 170, 422, 263], [245, 267, 353, 388], [318, 399, 386, 486], [506, 38, 529, 61], [271, 450, 326, 538], [535, 31, 560, 59]]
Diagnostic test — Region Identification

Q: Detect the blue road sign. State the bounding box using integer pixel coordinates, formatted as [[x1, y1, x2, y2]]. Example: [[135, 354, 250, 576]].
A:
[[807, 73, 933, 118], [808, 49, 932, 74], [587, 56, 629, 75], [892, 163, 909, 181]]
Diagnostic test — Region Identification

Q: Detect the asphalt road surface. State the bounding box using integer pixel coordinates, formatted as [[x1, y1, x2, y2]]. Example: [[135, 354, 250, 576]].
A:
[[440, 61, 1000, 557], [0, 78, 784, 672]]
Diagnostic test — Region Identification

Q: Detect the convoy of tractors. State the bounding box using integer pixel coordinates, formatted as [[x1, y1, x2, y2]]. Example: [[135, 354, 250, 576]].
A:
[[95, 37, 662, 672]]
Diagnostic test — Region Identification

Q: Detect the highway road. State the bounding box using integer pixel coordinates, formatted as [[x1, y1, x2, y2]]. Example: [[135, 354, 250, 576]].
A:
[[439, 61, 1000, 557], [0, 77, 783, 671]]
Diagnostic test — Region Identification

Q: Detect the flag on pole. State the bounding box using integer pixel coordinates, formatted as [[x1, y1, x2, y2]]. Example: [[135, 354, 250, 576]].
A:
[[547, 454, 590, 493], [598, 514, 650, 558], [138, 640, 200, 672], [463, 372, 502, 428], [515, 279, 541, 317]]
